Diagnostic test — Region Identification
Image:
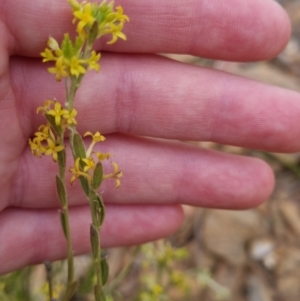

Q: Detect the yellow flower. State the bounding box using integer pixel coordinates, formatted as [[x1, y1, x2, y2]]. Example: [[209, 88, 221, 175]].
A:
[[84, 131, 106, 157], [97, 5, 129, 43], [73, 3, 95, 32], [29, 138, 46, 158], [69, 57, 86, 78], [104, 162, 123, 188], [62, 108, 78, 125], [112, 162, 123, 188], [69, 158, 91, 185], [115, 6, 130, 22], [152, 284, 163, 296], [94, 151, 112, 161], [87, 51, 101, 72], [44, 138, 64, 162], [107, 23, 126, 45], [34, 124, 53, 141], [36, 100, 55, 114], [40, 48, 56, 63], [48, 56, 69, 81], [47, 102, 69, 126], [67, 0, 81, 11], [106, 6, 129, 23], [40, 37, 62, 63], [29, 123, 59, 159], [82, 156, 96, 172], [84, 131, 106, 142]]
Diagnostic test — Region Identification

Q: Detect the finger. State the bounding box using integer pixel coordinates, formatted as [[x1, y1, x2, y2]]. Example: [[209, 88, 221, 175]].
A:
[[4, 0, 290, 60], [14, 54, 300, 153], [11, 135, 273, 211], [0, 204, 183, 274]]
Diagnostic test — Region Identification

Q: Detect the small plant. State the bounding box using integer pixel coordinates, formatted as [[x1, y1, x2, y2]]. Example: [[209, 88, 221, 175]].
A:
[[28, 1, 129, 300], [137, 241, 189, 301], [0, 268, 31, 301]]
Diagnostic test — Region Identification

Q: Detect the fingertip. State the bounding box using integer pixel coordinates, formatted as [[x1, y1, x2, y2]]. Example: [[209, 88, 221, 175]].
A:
[[192, 152, 275, 210], [201, 0, 292, 61], [237, 157, 275, 209], [260, 1, 291, 59]]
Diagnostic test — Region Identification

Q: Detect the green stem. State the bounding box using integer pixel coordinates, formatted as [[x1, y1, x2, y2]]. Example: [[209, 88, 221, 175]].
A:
[[88, 189, 98, 225], [44, 261, 53, 301], [67, 78, 79, 110], [65, 78, 70, 105], [57, 134, 75, 300], [88, 189, 103, 299], [67, 43, 92, 111], [63, 205, 74, 289], [66, 40, 105, 301]]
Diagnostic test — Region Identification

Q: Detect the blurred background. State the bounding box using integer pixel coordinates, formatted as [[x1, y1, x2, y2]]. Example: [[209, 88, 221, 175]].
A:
[[2, 0, 300, 300]]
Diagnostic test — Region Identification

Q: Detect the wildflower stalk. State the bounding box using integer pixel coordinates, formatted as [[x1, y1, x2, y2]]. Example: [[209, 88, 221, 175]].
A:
[[89, 190, 105, 300], [29, 1, 128, 300], [66, 76, 106, 300], [56, 133, 76, 300]]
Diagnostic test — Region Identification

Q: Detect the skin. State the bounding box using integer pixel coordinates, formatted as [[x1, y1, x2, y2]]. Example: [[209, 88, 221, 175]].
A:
[[0, 0, 295, 274]]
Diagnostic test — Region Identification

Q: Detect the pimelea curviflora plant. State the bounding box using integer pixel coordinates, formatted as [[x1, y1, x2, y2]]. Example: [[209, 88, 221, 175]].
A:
[[28, 0, 129, 300]]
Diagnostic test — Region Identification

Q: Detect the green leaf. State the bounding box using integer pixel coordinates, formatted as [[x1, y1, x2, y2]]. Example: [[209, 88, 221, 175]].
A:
[[94, 284, 106, 301], [72, 132, 89, 195], [92, 162, 103, 190], [96, 1, 112, 24], [59, 210, 67, 238], [90, 224, 100, 259], [94, 194, 105, 226], [45, 114, 62, 135], [88, 21, 99, 45], [57, 148, 66, 169], [74, 36, 84, 53], [79, 176, 90, 196], [61, 33, 75, 59], [101, 257, 109, 286], [73, 133, 86, 159], [56, 175, 67, 206]]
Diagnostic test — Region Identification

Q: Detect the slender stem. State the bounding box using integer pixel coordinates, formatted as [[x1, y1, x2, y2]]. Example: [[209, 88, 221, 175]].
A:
[[57, 133, 75, 300], [68, 126, 76, 159], [44, 261, 53, 301], [88, 189, 103, 297], [66, 40, 105, 300], [68, 43, 93, 110], [65, 78, 70, 106], [67, 78, 78, 110], [88, 189, 98, 225], [63, 205, 74, 288]]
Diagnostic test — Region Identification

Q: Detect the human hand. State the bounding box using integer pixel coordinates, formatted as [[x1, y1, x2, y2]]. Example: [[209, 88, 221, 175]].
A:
[[0, 0, 294, 274]]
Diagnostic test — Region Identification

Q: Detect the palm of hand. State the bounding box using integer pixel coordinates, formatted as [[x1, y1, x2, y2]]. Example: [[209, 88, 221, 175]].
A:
[[0, 0, 296, 274]]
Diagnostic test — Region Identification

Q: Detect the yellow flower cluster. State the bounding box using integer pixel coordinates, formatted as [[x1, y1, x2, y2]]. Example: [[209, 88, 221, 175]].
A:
[[29, 124, 64, 162], [29, 100, 77, 161], [139, 283, 164, 301], [41, 36, 101, 81], [41, 0, 129, 81], [37, 100, 78, 126], [68, 0, 129, 43], [69, 131, 122, 187]]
